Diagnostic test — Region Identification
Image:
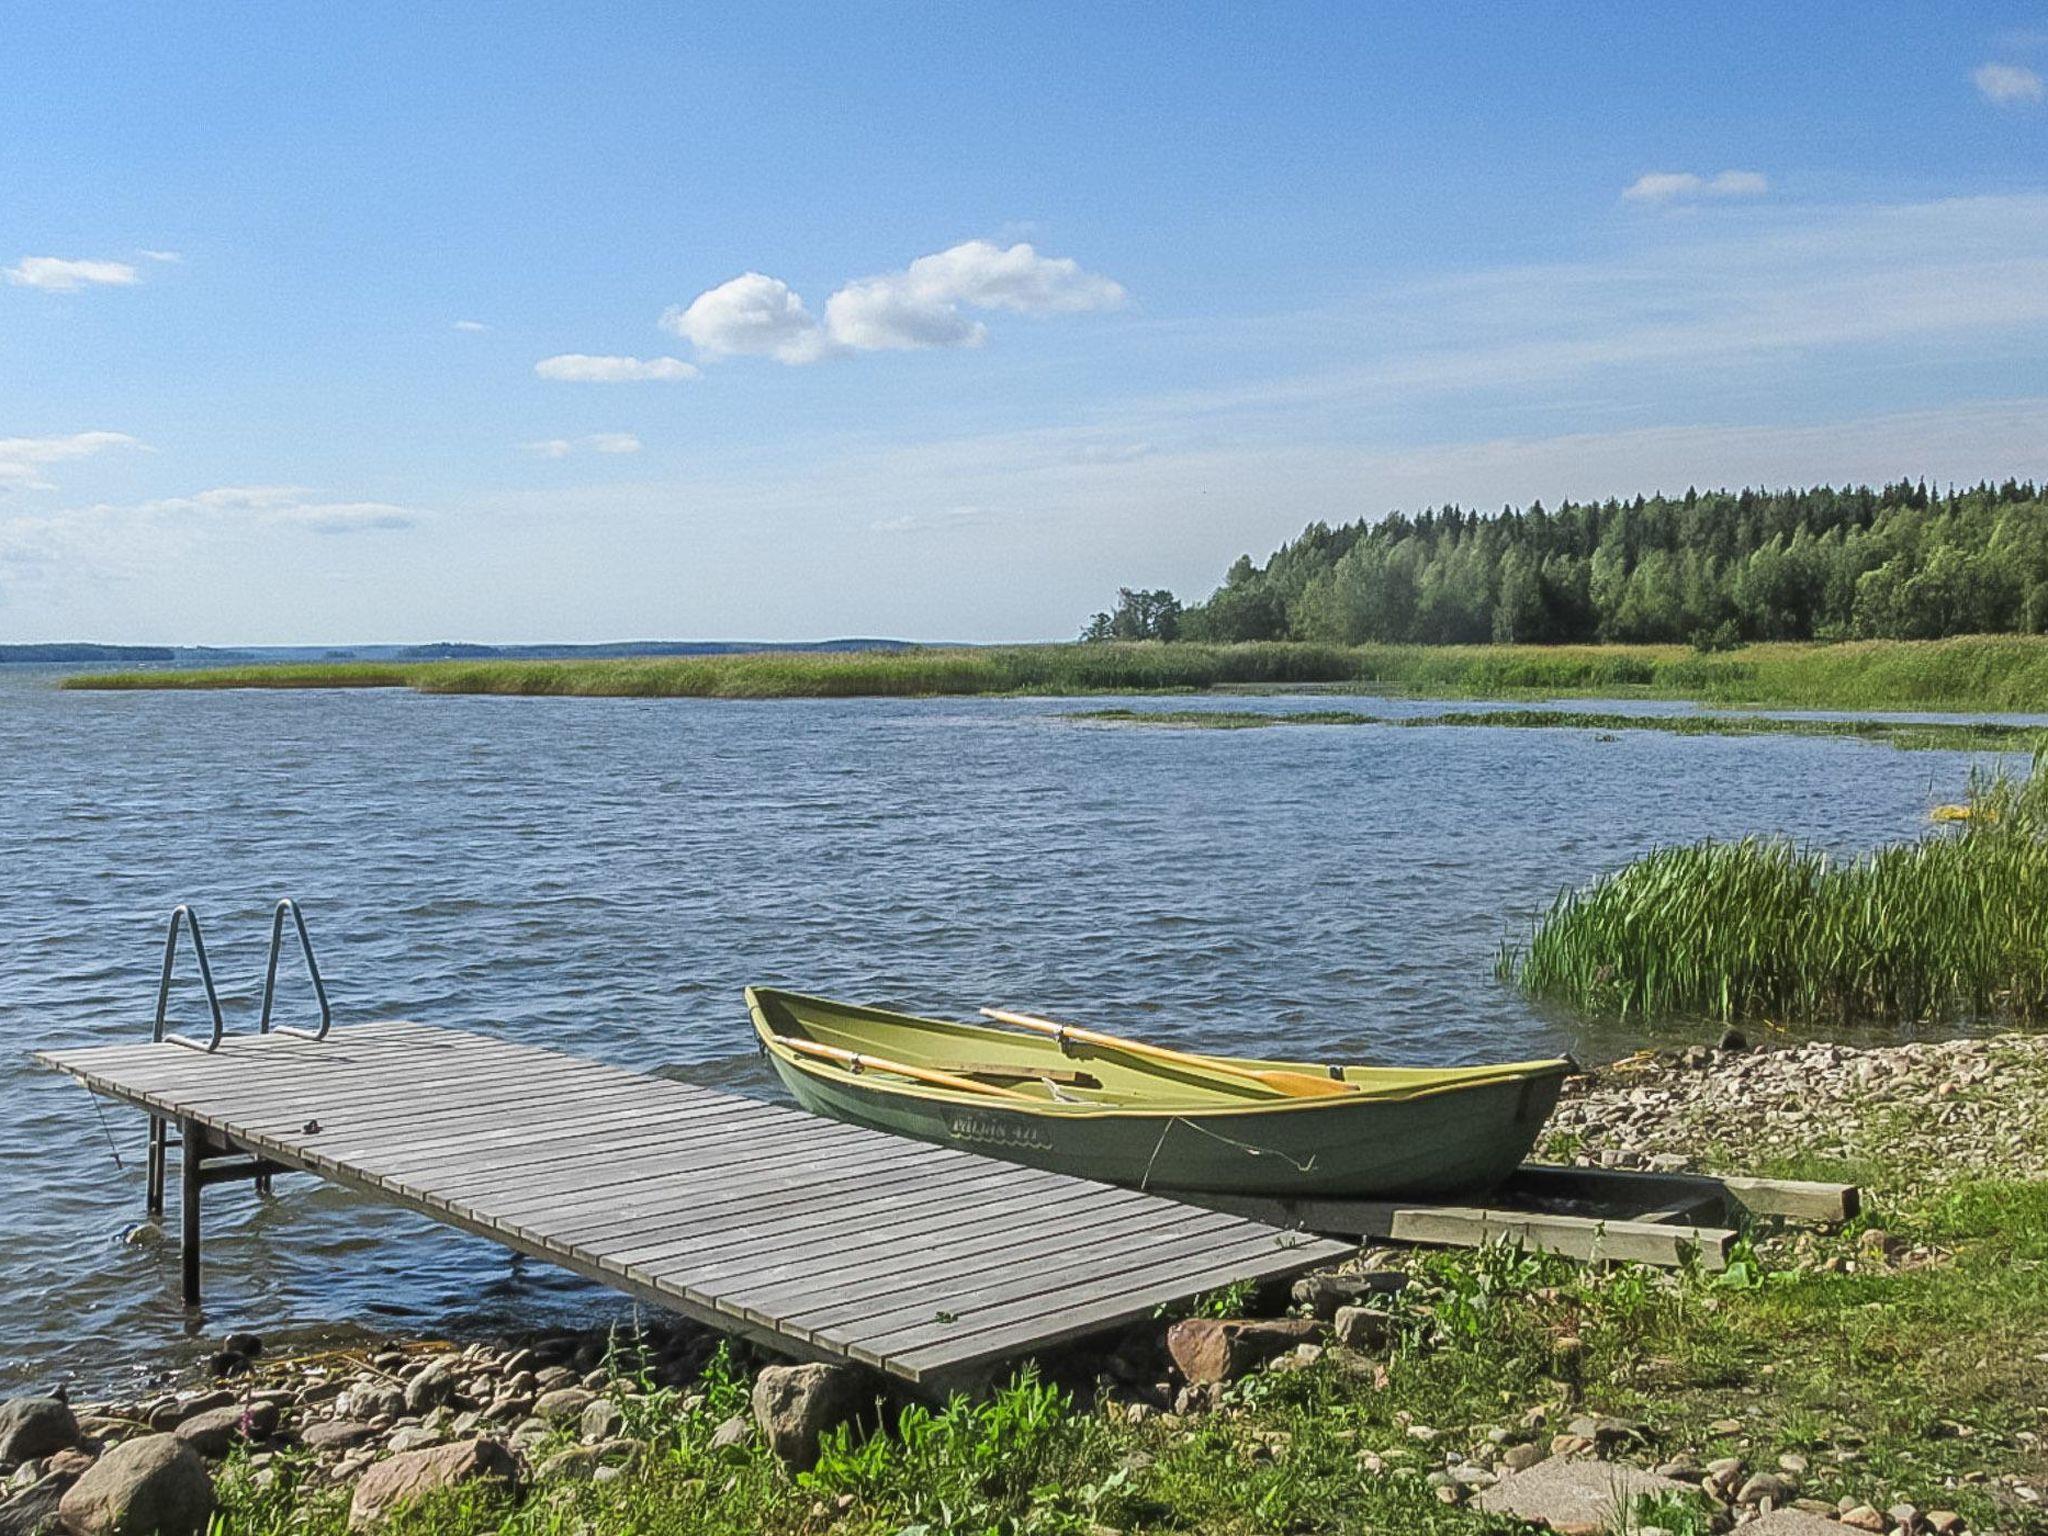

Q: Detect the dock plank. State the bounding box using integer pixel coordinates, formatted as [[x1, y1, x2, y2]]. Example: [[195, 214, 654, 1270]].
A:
[[36, 1022, 1345, 1384]]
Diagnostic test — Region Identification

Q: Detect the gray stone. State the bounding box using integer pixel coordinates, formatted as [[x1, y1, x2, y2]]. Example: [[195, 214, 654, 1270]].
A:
[[1737, 1471, 1800, 1506], [401, 1364, 455, 1415], [534, 1447, 598, 1482], [707, 1414, 752, 1452], [1289, 1270, 1409, 1320], [1501, 1442, 1546, 1473], [302, 1420, 379, 1453], [1330, 1306, 1392, 1352], [346, 1438, 516, 1529], [532, 1388, 593, 1425], [173, 1402, 277, 1459], [0, 1472, 76, 1536], [56, 1434, 215, 1536], [577, 1400, 623, 1445], [1741, 1512, 1851, 1535], [342, 1385, 404, 1422], [1473, 1456, 1690, 1536], [0, 1402, 79, 1466], [749, 1364, 866, 1469]]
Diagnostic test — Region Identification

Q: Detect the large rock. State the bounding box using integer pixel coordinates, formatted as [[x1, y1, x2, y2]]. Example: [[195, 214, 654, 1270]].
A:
[[0, 1472, 77, 1536], [0, 1400, 80, 1465], [346, 1438, 517, 1529], [1473, 1456, 1690, 1536], [749, 1364, 866, 1470], [56, 1434, 215, 1536], [1165, 1319, 1321, 1384], [1742, 1513, 1853, 1535]]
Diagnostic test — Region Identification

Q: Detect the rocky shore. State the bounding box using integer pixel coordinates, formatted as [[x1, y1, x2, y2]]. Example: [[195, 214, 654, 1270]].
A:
[[2, 1031, 2042, 1534]]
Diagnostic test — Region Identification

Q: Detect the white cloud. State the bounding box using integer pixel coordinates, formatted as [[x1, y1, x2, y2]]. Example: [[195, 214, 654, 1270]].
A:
[[534, 353, 697, 382], [662, 240, 1125, 365], [660, 273, 833, 363], [4, 256, 142, 292], [136, 485, 418, 532], [1622, 169, 1769, 203], [0, 431, 142, 490], [138, 249, 181, 264], [1975, 62, 2044, 105], [825, 240, 1125, 353], [453, 319, 490, 333], [521, 432, 642, 458]]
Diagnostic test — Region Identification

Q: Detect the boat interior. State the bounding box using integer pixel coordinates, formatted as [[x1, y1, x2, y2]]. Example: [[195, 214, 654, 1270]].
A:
[[747, 987, 1570, 1110]]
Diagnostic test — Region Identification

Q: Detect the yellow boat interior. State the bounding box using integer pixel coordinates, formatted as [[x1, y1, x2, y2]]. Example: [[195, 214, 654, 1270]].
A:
[[747, 986, 1571, 1112]]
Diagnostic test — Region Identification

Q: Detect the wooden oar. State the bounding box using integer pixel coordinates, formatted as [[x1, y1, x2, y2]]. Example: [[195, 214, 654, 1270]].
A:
[[979, 1008, 1358, 1099], [770, 1034, 1036, 1102]]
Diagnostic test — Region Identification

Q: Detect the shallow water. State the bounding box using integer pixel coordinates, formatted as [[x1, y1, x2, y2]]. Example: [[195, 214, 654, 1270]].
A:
[[0, 669, 2024, 1392]]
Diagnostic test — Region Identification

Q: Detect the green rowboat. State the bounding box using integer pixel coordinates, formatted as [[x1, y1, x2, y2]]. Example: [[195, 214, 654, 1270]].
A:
[[747, 987, 1571, 1198]]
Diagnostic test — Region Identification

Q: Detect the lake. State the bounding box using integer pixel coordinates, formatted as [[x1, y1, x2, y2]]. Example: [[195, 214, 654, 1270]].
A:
[[0, 669, 2019, 1392]]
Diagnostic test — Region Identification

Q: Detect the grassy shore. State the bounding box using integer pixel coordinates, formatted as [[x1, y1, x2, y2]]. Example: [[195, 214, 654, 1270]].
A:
[[55, 634, 2048, 712], [193, 1036, 2047, 1535], [1073, 707, 2045, 753]]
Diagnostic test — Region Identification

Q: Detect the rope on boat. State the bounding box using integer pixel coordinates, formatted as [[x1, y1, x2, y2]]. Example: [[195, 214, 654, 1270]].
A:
[[1137, 1115, 1319, 1190]]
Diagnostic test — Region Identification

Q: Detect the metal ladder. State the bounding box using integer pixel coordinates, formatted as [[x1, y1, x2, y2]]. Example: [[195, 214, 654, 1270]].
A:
[[144, 899, 332, 1224]]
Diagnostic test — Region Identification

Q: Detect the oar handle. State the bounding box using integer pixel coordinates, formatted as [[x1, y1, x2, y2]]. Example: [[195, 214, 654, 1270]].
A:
[[772, 1034, 1035, 1102]]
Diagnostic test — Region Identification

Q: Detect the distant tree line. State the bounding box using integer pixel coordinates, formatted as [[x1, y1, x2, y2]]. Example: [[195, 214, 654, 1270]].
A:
[[1082, 480, 2048, 647], [1081, 588, 1183, 642]]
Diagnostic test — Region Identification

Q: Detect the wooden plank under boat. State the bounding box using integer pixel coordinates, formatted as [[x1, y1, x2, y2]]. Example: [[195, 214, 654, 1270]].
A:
[[747, 988, 1571, 1199]]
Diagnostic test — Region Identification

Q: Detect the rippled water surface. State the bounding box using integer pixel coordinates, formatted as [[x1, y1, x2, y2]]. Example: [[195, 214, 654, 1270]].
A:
[[0, 669, 2016, 1391]]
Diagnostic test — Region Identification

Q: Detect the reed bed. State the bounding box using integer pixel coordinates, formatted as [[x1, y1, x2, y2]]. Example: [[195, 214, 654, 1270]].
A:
[[1073, 707, 2040, 752], [1502, 748, 2048, 1027], [58, 634, 2048, 711]]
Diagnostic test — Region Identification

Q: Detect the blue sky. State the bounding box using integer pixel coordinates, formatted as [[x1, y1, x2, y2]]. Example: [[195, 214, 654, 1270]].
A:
[[4, 3, 2047, 644]]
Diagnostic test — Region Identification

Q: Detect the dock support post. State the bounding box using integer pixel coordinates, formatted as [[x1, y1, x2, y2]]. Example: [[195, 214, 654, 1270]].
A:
[[146, 1116, 167, 1219], [179, 1116, 201, 1307]]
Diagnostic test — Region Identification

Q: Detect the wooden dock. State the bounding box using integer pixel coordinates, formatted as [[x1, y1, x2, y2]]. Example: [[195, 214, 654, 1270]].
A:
[[36, 1021, 1347, 1387]]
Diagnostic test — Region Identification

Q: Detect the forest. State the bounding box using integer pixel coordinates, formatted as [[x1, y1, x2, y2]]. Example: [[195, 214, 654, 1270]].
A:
[[1092, 480, 2048, 647]]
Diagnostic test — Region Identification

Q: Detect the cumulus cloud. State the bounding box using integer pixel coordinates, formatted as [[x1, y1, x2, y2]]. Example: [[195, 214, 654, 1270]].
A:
[[0, 430, 142, 490], [522, 432, 642, 458], [4, 256, 142, 291], [138, 249, 181, 264], [1976, 62, 2045, 105], [534, 353, 697, 382], [660, 273, 833, 363], [662, 240, 1125, 365], [1622, 170, 1770, 203]]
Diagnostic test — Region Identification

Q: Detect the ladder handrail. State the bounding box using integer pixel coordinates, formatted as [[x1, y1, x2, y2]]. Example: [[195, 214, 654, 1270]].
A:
[[154, 905, 226, 1053], [259, 898, 331, 1041]]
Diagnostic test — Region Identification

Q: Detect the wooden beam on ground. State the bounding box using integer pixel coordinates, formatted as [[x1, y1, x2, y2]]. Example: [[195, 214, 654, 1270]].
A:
[[1387, 1206, 1734, 1271]]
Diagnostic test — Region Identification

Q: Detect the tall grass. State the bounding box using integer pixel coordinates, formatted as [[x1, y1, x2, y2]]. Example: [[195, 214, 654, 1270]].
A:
[[1502, 746, 2048, 1027], [56, 634, 2048, 710]]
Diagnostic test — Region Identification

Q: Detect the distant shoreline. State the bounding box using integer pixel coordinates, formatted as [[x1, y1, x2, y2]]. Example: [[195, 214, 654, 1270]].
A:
[[54, 635, 2048, 714]]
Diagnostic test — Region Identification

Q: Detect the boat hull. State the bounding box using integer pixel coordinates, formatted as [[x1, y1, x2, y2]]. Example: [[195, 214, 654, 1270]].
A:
[[764, 1044, 1564, 1199]]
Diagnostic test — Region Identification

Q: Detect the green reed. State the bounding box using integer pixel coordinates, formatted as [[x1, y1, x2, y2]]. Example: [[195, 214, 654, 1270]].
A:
[[1502, 745, 2048, 1027], [59, 634, 2048, 711]]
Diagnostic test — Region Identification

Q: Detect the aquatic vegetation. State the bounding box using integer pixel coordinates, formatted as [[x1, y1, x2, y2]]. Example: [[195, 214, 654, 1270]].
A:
[[61, 634, 2048, 712], [1502, 747, 2048, 1027], [1071, 706, 2043, 754]]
